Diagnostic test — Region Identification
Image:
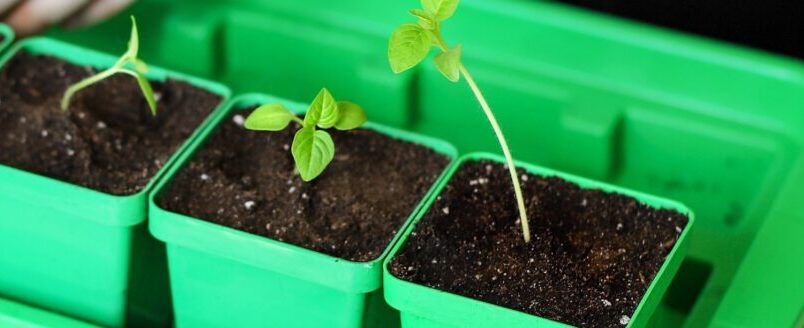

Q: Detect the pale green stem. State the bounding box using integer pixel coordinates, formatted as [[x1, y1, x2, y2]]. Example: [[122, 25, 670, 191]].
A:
[[459, 64, 531, 243], [118, 68, 141, 80], [432, 34, 531, 243], [61, 67, 120, 111]]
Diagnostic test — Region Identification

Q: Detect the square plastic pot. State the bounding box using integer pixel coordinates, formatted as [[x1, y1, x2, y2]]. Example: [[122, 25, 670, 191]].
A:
[[0, 296, 99, 328], [383, 152, 695, 328], [0, 24, 12, 53], [0, 38, 231, 327], [149, 93, 458, 328]]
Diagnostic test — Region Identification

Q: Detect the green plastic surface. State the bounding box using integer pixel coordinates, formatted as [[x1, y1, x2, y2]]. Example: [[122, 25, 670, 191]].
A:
[[34, 0, 804, 325], [0, 297, 99, 328], [384, 152, 695, 328], [149, 93, 458, 328], [0, 24, 12, 54], [0, 38, 230, 327]]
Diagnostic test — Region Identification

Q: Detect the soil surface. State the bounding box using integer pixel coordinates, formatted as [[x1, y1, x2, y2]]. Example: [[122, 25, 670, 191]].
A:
[[0, 52, 222, 195], [389, 160, 688, 327], [157, 108, 451, 262]]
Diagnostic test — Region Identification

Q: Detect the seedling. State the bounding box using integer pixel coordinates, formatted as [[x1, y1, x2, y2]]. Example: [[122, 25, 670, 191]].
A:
[[388, 0, 531, 242], [61, 16, 157, 115], [244, 88, 367, 181]]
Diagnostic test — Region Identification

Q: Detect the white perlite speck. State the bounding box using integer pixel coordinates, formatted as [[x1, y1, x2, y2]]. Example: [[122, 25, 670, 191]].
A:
[[469, 177, 488, 186], [200, 174, 209, 181], [442, 207, 450, 215], [602, 299, 612, 307], [244, 201, 256, 210], [97, 121, 107, 129], [233, 114, 245, 126], [619, 315, 630, 325], [40, 130, 48, 137], [288, 186, 297, 194], [66, 149, 75, 156]]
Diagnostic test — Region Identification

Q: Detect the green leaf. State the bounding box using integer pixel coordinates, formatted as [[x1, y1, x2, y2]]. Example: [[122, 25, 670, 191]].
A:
[[388, 23, 432, 74], [125, 16, 139, 59], [133, 72, 157, 116], [291, 127, 335, 181], [434, 44, 462, 82], [409, 8, 432, 20], [409, 9, 435, 30], [417, 18, 436, 30], [120, 68, 157, 115], [304, 88, 339, 128], [334, 101, 367, 130], [244, 103, 296, 131], [421, 0, 460, 21]]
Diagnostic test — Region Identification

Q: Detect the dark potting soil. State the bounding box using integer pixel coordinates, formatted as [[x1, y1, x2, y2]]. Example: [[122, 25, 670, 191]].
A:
[[389, 160, 689, 327], [0, 52, 222, 195], [157, 108, 451, 262]]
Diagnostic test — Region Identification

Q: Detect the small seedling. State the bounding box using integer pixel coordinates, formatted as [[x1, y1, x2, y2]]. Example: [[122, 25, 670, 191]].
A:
[[244, 88, 367, 181], [388, 0, 532, 242], [61, 16, 157, 115]]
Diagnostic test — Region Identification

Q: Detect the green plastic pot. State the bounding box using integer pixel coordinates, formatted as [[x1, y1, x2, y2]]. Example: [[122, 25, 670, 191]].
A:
[[384, 152, 695, 328], [0, 24, 12, 53], [0, 296, 99, 328], [0, 38, 230, 327], [149, 93, 458, 328]]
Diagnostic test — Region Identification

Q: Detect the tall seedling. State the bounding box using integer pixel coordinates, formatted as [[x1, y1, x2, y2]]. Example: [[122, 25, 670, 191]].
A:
[[388, 0, 531, 242]]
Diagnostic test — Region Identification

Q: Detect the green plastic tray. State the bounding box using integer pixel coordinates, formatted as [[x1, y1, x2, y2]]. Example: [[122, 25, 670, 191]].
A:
[[0, 24, 12, 54], [0, 296, 99, 328], [149, 93, 458, 328], [40, 0, 804, 326], [384, 152, 694, 328], [0, 37, 230, 327]]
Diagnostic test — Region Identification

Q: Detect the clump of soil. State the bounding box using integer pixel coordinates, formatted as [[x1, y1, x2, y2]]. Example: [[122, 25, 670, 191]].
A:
[[157, 109, 451, 262], [0, 52, 222, 195], [389, 160, 688, 327]]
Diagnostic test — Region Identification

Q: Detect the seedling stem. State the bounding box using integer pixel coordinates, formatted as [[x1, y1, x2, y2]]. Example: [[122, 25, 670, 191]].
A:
[[388, 0, 531, 242]]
